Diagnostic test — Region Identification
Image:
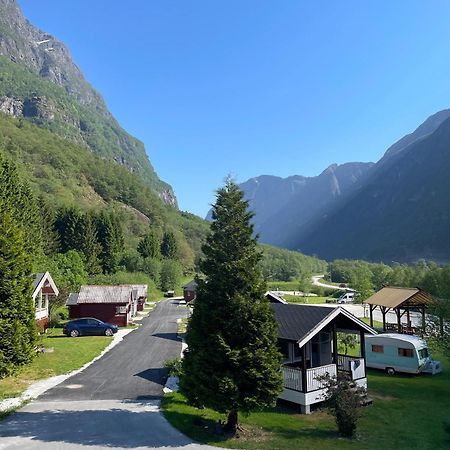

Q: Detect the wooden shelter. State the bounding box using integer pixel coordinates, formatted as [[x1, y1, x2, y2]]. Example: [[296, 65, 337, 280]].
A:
[[364, 287, 434, 334]]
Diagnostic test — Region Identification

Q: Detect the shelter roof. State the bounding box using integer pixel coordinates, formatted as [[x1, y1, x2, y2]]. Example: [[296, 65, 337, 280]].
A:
[[364, 287, 433, 308]]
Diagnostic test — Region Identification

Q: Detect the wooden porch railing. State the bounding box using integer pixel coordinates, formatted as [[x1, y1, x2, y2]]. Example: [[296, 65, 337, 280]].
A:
[[337, 354, 365, 380], [306, 364, 336, 392], [282, 366, 302, 391]]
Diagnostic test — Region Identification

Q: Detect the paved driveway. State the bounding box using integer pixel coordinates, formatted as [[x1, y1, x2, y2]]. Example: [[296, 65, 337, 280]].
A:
[[0, 300, 218, 450]]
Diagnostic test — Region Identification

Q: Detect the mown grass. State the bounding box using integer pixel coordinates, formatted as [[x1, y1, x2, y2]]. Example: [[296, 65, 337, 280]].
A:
[[284, 295, 334, 304], [162, 351, 450, 449], [0, 328, 111, 401]]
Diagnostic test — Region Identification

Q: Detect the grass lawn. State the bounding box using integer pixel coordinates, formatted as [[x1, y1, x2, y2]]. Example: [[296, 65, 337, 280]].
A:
[[0, 328, 111, 401], [267, 281, 302, 291], [284, 295, 334, 304], [162, 351, 450, 449]]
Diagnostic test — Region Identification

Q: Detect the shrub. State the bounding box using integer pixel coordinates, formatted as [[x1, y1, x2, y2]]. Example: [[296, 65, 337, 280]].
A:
[[164, 357, 184, 377], [319, 374, 366, 438], [49, 306, 69, 327]]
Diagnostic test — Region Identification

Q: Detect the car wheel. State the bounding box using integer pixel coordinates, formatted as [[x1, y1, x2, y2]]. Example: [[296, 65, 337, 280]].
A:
[[386, 367, 395, 376], [70, 329, 80, 338], [105, 328, 114, 336]]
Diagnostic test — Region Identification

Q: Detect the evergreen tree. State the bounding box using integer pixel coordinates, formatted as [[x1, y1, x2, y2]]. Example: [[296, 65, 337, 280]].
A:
[[80, 213, 102, 275], [161, 230, 178, 259], [38, 197, 60, 256], [138, 230, 160, 259], [181, 180, 283, 433], [0, 157, 37, 376], [95, 212, 122, 274], [55, 207, 83, 253]]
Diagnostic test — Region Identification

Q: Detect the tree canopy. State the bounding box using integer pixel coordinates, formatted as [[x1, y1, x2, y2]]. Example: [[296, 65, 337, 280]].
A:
[[181, 179, 283, 433]]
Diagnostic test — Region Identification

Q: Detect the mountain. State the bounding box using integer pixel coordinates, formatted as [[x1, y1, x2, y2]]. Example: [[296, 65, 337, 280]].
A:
[[0, 0, 175, 204], [208, 162, 374, 247], [295, 111, 450, 263]]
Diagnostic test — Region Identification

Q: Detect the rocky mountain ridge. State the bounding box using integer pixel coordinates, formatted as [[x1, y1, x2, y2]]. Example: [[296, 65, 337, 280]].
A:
[[0, 0, 176, 205]]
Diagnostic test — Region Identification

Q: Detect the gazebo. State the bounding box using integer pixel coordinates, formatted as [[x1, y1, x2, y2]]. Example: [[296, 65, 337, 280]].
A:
[[364, 287, 434, 334]]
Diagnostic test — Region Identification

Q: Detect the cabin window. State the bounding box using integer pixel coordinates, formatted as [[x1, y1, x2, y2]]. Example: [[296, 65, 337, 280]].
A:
[[418, 348, 429, 359], [278, 341, 290, 360], [116, 305, 127, 314], [372, 345, 384, 353], [398, 348, 414, 358], [293, 344, 302, 359]]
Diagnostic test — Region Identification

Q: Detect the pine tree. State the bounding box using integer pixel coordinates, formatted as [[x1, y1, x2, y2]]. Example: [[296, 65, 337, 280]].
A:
[[161, 230, 178, 259], [137, 230, 160, 259], [80, 213, 102, 275], [55, 207, 83, 253], [95, 212, 121, 274], [0, 155, 37, 376], [38, 196, 60, 256], [181, 179, 283, 433]]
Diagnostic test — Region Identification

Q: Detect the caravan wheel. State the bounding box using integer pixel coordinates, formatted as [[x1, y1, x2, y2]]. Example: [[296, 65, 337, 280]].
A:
[[386, 367, 396, 376]]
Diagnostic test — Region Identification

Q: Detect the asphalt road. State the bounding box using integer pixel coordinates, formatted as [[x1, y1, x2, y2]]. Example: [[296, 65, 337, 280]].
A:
[[42, 298, 188, 401], [0, 300, 219, 450]]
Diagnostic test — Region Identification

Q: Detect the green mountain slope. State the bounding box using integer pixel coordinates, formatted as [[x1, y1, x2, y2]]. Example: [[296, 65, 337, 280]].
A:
[[0, 0, 175, 204], [0, 113, 206, 267]]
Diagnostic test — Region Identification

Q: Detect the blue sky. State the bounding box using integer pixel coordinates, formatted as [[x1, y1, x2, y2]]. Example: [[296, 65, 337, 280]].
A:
[[20, 1, 450, 217]]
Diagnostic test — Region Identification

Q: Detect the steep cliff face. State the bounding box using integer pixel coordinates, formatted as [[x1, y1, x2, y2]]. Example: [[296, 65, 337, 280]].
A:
[[296, 112, 450, 263], [0, 0, 177, 205], [208, 162, 374, 247]]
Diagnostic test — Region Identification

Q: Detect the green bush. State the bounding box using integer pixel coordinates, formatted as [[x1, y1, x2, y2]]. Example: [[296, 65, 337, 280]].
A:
[[49, 306, 69, 327], [164, 357, 184, 377]]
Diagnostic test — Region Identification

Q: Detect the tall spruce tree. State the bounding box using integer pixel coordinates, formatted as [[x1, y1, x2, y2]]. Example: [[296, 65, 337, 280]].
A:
[[95, 212, 122, 274], [55, 207, 83, 253], [0, 155, 37, 376], [161, 230, 178, 259], [80, 213, 102, 275], [181, 179, 283, 433], [138, 230, 160, 259]]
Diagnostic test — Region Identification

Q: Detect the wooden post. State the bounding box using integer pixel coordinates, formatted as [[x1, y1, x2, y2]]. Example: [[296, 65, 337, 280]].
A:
[[396, 308, 402, 333], [332, 324, 338, 364], [369, 305, 374, 328], [406, 306, 411, 329], [301, 345, 307, 393], [422, 305, 426, 334], [381, 306, 386, 331], [360, 329, 366, 377]]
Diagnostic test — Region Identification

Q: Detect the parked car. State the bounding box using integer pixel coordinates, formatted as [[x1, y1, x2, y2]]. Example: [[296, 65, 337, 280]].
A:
[[365, 333, 442, 375], [337, 292, 355, 304], [63, 318, 118, 337]]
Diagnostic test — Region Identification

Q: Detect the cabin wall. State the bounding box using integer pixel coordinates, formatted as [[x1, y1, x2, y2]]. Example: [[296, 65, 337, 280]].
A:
[[69, 303, 128, 326]]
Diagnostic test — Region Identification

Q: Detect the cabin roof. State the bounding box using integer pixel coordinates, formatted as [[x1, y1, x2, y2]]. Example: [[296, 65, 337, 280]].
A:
[[130, 284, 148, 298], [32, 271, 59, 300], [76, 285, 132, 304], [183, 279, 198, 290], [364, 286, 433, 308], [66, 293, 79, 306], [265, 291, 287, 304], [272, 304, 376, 346]]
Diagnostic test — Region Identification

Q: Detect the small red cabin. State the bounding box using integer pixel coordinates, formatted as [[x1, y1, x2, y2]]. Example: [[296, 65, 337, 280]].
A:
[[67, 285, 140, 327]]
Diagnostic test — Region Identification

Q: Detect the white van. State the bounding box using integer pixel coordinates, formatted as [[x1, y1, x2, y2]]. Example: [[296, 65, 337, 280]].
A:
[[365, 333, 442, 375], [337, 292, 355, 304]]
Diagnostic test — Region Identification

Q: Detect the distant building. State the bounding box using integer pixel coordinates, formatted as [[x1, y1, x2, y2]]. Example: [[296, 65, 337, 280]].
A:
[[32, 272, 59, 332], [67, 285, 145, 326], [183, 279, 198, 303]]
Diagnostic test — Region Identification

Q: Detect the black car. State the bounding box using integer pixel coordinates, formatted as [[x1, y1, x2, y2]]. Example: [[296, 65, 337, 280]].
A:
[[63, 318, 118, 337]]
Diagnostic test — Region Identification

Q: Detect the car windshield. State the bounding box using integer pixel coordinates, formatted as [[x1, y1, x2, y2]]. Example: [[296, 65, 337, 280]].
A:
[[418, 348, 429, 359]]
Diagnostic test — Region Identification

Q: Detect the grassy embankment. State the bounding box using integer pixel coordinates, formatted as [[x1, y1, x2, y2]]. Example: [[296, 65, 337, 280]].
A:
[[162, 350, 449, 449], [0, 328, 111, 401]]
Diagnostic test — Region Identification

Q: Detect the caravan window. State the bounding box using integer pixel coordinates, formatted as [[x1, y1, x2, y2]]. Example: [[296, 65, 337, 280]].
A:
[[372, 345, 383, 353], [398, 348, 414, 357], [418, 348, 429, 359]]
